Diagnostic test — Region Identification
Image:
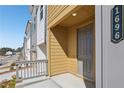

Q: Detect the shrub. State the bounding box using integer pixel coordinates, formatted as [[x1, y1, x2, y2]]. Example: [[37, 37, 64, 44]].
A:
[[10, 63, 16, 71], [0, 75, 16, 88]]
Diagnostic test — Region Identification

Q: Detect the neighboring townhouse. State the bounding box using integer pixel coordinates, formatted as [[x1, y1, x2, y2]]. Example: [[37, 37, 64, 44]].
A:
[[36, 5, 47, 60], [29, 5, 37, 61], [24, 20, 32, 61], [29, 5, 47, 61], [47, 5, 124, 88], [22, 5, 47, 61], [16, 5, 48, 86]]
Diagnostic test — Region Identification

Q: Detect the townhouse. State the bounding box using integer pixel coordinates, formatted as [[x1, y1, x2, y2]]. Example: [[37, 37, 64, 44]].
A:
[[24, 20, 32, 61], [22, 5, 124, 88], [23, 5, 47, 61], [29, 5, 47, 61]]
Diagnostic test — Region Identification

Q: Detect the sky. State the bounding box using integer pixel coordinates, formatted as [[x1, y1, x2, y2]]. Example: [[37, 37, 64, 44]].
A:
[[0, 5, 31, 49]]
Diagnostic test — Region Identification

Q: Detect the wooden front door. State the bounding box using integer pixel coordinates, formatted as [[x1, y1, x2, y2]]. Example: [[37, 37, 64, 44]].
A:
[[78, 24, 94, 81]]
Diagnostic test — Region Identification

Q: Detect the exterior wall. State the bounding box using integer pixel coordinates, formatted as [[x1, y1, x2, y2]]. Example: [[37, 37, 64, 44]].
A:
[[25, 21, 32, 61], [37, 6, 46, 45], [36, 5, 47, 60], [95, 5, 124, 88], [49, 26, 68, 75], [102, 5, 124, 88], [30, 6, 37, 61], [48, 5, 68, 26], [48, 5, 80, 76], [48, 5, 95, 76], [37, 46, 46, 60], [31, 30, 37, 61], [67, 27, 78, 74], [95, 5, 102, 88], [48, 25, 80, 76], [29, 5, 47, 61]]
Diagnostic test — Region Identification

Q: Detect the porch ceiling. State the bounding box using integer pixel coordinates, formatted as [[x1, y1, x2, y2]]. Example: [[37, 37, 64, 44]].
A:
[[58, 5, 95, 27]]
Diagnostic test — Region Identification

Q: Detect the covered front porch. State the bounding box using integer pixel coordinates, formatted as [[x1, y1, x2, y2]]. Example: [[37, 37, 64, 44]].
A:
[[48, 5, 95, 87]]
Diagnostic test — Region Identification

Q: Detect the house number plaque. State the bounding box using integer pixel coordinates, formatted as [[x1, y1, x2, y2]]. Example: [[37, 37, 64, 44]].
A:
[[111, 5, 124, 43]]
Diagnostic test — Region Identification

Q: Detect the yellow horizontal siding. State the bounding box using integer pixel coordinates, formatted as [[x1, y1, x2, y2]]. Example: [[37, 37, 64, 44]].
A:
[[51, 70, 67, 76], [48, 6, 79, 76], [51, 53, 66, 56], [48, 24, 68, 76], [50, 59, 66, 62], [48, 5, 69, 25], [67, 58, 77, 74]]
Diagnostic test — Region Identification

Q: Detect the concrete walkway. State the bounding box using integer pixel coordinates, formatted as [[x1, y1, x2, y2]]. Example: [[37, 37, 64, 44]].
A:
[[16, 73, 86, 88]]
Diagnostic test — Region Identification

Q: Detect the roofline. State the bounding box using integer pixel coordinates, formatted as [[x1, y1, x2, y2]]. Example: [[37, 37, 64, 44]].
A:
[[29, 5, 39, 15], [25, 20, 32, 34]]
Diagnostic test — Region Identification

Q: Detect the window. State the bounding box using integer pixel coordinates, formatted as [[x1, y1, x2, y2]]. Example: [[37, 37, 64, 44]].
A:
[[40, 6, 43, 20], [36, 7, 38, 15], [40, 5, 43, 11]]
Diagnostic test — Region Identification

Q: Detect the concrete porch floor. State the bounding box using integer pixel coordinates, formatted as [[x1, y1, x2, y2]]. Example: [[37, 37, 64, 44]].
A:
[[51, 73, 86, 88], [16, 73, 86, 88]]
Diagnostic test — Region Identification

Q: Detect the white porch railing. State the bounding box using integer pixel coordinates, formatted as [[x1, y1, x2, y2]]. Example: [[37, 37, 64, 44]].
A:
[[16, 60, 48, 82]]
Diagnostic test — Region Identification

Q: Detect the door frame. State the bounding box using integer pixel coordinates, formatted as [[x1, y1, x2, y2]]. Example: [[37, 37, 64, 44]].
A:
[[76, 19, 96, 83]]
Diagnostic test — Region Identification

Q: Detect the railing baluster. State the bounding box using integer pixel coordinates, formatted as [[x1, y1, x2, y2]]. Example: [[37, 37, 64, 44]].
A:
[[16, 60, 48, 80], [38, 62, 40, 75], [29, 63, 30, 78], [20, 64, 22, 79], [28, 63, 29, 78], [42, 61, 44, 75], [40, 61, 42, 75], [33, 62, 35, 77], [34, 62, 36, 76], [31, 62, 32, 77], [43, 61, 45, 75], [26, 63, 28, 78], [24, 63, 26, 78], [46, 60, 48, 76], [36, 61, 37, 76], [16, 64, 19, 81]]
